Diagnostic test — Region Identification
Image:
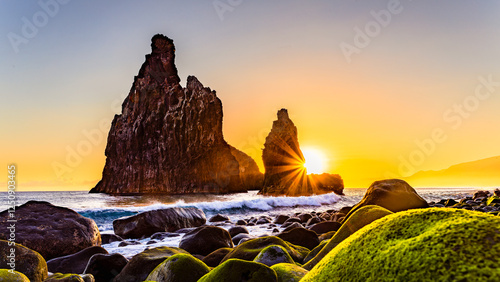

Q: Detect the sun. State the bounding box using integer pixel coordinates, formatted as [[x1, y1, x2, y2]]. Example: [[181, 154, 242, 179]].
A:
[[302, 148, 327, 174]]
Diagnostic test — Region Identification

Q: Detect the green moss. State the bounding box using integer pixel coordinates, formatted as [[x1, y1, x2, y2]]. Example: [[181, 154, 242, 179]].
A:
[[221, 236, 308, 264], [0, 269, 30, 282], [146, 253, 210, 282], [44, 273, 84, 281], [270, 263, 308, 282], [253, 245, 295, 267], [198, 259, 277, 282], [302, 208, 500, 282], [487, 196, 500, 206], [303, 205, 393, 270]]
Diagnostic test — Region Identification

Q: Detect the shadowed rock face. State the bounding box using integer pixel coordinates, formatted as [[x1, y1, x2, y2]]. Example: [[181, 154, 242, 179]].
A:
[[260, 109, 344, 196], [262, 109, 306, 194], [91, 34, 253, 194]]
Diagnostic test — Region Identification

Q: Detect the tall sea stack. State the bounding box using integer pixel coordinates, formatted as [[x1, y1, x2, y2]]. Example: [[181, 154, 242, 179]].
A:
[[260, 109, 344, 196], [91, 34, 261, 194]]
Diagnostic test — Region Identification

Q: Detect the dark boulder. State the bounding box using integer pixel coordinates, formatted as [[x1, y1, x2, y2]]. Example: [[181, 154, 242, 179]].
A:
[[202, 248, 233, 267], [308, 221, 341, 234], [343, 179, 428, 222], [47, 246, 108, 274], [0, 201, 101, 260], [277, 227, 319, 250], [209, 214, 229, 222], [84, 253, 128, 282], [228, 226, 249, 237], [179, 226, 233, 256], [101, 234, 123, 244], [113, 207, 206, 239]]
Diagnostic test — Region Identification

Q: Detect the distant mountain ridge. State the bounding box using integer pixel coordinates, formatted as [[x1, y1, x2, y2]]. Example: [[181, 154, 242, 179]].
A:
[[405, 156, 500, 187]]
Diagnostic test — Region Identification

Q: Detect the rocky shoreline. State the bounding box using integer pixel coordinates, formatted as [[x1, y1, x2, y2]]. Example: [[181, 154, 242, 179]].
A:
[[1, 180, 500, 281]]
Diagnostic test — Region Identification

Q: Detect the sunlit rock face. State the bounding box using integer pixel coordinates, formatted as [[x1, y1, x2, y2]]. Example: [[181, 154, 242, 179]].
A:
[[91, 34, 251, 194], [260, 109, 344, 196]]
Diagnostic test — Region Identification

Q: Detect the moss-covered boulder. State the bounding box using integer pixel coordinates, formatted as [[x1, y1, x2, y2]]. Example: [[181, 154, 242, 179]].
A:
[[0, 240, 48, 282], [221, 236, 308, 264], [343, 179, 427, 223], [0, 269, 30, 282], [113, 246, 187, 282], [202, 248, 233, 267], [146, 253, 210, 282], [253, 245, 295, 267], [271, 263, 308, 282], [302, 208, 500, 281], [303, 205, 392, 270], [198, 259, 277, 282]]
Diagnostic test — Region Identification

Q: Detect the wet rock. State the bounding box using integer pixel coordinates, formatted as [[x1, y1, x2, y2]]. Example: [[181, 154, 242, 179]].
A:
[[0, 201, 100, 260], [179, 226, 233, 256], [282, 222, 304, 232], [44, 273, 93, 282], [473, 190, 491, 200], [277, 227, 319, 250], [308, 221, 341, 235], [236, 219, 247, 225], [228, 226, 249, 237], [305, 216, 321, 226], [113, 207, 206, 239], [47, 246, 108, 275], [0, 240, 48, 282], [232, 233, 255, 245], [343, 179, 428, 222], [101, 234, 123, 244], [114, 246, 187, 282], [202, 248, 233, 267], [274, 215, 289, 224], [256, 217, 272, 224], [298, 213, 312, 223], [151, 232, 180, 240], [91, 34, 252, 195], [118, 240, 142, 247], [209, 214, 229, 222], [84, 253, 128, 282]]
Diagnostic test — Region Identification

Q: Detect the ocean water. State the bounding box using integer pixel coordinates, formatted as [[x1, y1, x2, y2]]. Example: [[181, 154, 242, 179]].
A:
[[0, 187, 485, 258]]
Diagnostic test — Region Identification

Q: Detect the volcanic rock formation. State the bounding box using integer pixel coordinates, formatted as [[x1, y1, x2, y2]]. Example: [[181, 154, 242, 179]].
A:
[[91, 34, 261, 194], [260, 109, 343, 196]]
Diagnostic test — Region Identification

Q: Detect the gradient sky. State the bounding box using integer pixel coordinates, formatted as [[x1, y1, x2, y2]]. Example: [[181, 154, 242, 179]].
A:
[[1, 0, 499, 190]]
